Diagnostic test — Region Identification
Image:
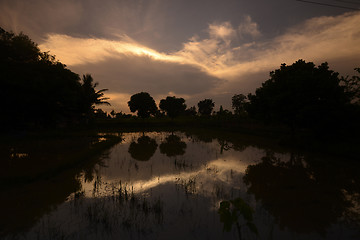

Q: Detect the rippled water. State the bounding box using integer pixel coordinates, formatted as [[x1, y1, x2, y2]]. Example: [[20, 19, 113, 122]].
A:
[[1, 131, 360, 240]]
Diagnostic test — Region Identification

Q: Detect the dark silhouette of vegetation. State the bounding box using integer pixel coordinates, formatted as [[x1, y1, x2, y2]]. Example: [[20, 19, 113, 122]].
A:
[[218, 197, 258, 239], [184, 106, 197, 116], [197, 99, 215, 116], [3, 26, 359, 139], [2, 24, 359, 239], [80, 74, 110, 119], [159, 134, 187, 157], [216, 105, 233, 117], [243, 151, 360, 234], [159, 96, 186, 119], [93, 109, 111, 119], [128, 135, 158, 161], [232, 94, 247, 117], [246, 60, 359, 132], [107, 110, 133, 119], [128, 92, 157, 118], [341, 67, 360, 105], [0, 27, 109, 129]]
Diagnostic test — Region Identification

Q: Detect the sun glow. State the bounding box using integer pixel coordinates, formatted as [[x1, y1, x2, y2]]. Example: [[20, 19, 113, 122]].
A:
[[39, 34, 184, 66]]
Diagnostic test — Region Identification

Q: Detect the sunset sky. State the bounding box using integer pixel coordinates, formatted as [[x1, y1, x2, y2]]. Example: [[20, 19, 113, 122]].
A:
[[1, 0, 360, 113]]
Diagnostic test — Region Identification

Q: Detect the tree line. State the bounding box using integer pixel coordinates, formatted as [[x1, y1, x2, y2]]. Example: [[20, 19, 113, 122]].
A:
[[126, 92, 216, 119], [1, 27, 109, 129], [2, 27, 359, 134], [124, 60, 360, 133]]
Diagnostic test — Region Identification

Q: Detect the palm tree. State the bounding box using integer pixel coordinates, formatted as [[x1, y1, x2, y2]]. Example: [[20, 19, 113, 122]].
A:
[[81, 74, 110, 118]]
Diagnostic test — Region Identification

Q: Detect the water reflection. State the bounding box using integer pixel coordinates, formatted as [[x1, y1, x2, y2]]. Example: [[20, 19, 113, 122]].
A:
[[0, 133, 122, 238], [1, 131, 360, 240], [160, 134, 187, 157], [218, 197, 258, 239], [128, 135, 158, 161], [243, 151, 360, 235]]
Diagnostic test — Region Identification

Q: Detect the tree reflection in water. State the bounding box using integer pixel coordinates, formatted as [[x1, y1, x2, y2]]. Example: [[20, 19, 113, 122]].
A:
[[218, 197, 258, 240], [0, 134, 122, 238], [1, 131, 360, 239], [159, 134, 187, 157], [243, 151, 360, 235], [128, 135, 158, 161]]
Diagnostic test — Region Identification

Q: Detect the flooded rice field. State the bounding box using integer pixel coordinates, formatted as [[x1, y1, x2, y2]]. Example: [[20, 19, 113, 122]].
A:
[[1, 131, 360, 240]]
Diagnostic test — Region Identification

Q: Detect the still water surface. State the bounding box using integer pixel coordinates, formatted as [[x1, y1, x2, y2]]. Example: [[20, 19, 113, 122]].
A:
[[1, 131, 360, 239]]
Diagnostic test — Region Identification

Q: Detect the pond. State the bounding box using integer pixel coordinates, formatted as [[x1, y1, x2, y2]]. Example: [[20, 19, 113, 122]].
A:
[[1, 131, 360, 240]]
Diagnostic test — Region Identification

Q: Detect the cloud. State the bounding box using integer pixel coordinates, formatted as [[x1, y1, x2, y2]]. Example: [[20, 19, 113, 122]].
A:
[[238, 15, 261, 39], [69, 55, 222, 112], [208, 21, 236, 44], [172, 11, 360, 104], [175, 17, 262, 74], [0, 0, 83, 40], [71, 55, 221, 95], [37, 11, 360, 112], [39, 34, 183, 65], [179, 12, 360, 79], [180, 12, 360, 109], [224, 12, 360, 79]]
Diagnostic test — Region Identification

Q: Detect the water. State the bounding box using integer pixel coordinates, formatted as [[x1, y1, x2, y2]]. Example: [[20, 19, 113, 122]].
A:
[[1, 131, 359, 240]]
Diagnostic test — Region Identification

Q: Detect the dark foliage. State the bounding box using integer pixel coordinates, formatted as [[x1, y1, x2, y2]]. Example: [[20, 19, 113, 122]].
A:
[[246, 59, 360, 132], [159, 96, 186, 118], [0, 27, 108, 129], [341, 68, 360, 105], [197, 99, 215, 116], [215, 105, 233, 117], [184, 106, 197, 116], [128, 92, 158, 118], [80, 74, 110, 117], [232, 94, 247, 116]]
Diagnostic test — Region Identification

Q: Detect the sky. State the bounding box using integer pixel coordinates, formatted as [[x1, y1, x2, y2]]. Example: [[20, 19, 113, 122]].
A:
[[1, 0, 360, 113]]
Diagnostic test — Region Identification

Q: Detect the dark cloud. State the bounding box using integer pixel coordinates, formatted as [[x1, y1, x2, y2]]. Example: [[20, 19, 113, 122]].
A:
[[0, 0, 350, 52], [71, 55, 223, 96]]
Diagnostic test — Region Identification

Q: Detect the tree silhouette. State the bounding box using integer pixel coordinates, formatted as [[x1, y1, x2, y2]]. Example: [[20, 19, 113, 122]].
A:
[[184, 106, 197, 116], [341, 68, 360, 105], [232, 94, 247, 116], [246, 59, 351, 130], [1, 27, 109, 128], [159, 96, 186, 119], [159, 134, 187, 157], [197, 99, 215, 116], [215, 105, 232, 117], [128, 136, 158, 161], [0, 27, 39, 63], [80, 74, 110, 118], [93, 109, 109, 119], [128, 92, 158, 118]]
